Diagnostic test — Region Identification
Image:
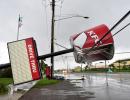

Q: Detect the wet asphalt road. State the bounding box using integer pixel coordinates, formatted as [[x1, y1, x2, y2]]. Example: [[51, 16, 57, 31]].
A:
[[19, 72, 130, 100], [19, 80, 93, 100], [69, 73, 130, 100]]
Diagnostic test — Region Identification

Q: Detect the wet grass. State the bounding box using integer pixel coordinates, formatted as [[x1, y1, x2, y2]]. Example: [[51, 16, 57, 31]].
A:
[[0, 78, 13, 95], [33, 78, 61, 88], [0, 78, 13, 85]]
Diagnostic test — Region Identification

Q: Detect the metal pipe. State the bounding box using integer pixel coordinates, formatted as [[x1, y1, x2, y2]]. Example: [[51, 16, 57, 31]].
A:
[[0, 48, 74, 69], [38, 48, 74, 60], [105, 60, 108, 86]]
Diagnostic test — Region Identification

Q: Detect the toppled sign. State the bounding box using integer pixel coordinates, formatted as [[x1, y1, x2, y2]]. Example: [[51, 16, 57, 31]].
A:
[[70, 24, 114, 63], [8, 38, 41, 85]]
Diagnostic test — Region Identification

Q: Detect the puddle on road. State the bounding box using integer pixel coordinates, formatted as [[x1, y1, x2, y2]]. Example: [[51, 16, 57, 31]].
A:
[[69, 73, 130, 93], [71, 81, 81, 83], [40, 88, 95, 98], [57, 73, 130, 100]]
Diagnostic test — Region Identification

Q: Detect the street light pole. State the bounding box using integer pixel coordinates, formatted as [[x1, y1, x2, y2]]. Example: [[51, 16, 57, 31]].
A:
[[54, 15, 89, 21], [51, 0, 55, 78]]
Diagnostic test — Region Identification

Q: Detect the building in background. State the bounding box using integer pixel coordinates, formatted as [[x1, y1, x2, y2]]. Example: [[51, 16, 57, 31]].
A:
[[110, 59, 130, 69]]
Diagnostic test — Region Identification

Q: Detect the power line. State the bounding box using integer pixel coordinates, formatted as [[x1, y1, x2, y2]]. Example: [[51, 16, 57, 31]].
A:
[[55, 42, 68, 49], [55, 41, 68, 69], [86, 10, 130, 55], [54, 0, 64, 47], [104, 23, 130, 43], [53, 21, 130, 64], [54, 22, 130, 59], [42, 0, 51, 49], [54, 0, 67, 69]]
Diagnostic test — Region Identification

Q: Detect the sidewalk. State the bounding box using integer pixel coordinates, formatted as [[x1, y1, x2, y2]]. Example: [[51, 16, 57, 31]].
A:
[[0, 93, 23, 100], [19, 80, 95, 100]]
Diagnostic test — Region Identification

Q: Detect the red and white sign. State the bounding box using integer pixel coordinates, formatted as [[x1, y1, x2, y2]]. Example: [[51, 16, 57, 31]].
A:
[[45, 66, 51, 79], [70, 24, 114, 63], [8, 38, 41, 85]]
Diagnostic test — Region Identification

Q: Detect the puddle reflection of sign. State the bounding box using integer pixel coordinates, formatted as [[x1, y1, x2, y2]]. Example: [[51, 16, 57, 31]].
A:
[[8, 38, 41, 85], [70, 24, 114, 63]]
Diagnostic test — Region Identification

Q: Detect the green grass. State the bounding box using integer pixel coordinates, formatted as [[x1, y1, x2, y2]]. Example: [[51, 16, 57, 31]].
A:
[[0, 78, 13, 95], [0, 78, 13, 85], [33, 78, 61, 88]]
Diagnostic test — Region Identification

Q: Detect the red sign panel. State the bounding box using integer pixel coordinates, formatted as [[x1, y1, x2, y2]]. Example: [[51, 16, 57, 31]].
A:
[[25, 38, 40, 80], [70, 24, 114, 63], [45, 66, 51, 79]]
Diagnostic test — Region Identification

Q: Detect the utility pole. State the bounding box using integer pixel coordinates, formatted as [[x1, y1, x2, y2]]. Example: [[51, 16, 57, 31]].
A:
[[51, 0, 55, 78]]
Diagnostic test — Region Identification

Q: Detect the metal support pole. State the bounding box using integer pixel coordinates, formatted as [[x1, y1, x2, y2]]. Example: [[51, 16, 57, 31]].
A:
[[105, 60, 108, 86], [119, 60, 121, 72], [17, 14, 20, 40], [17, 24, 19, 40], [81, 64, 82, 72], [38, 48, 73, 60]]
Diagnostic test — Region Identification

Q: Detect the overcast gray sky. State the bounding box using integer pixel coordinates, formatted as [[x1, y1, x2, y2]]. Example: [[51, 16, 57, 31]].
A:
[[0, 0, 130, 69]]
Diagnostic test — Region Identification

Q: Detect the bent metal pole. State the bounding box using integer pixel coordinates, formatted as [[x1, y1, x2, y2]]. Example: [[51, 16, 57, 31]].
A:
[[0, 48, 74, 69]]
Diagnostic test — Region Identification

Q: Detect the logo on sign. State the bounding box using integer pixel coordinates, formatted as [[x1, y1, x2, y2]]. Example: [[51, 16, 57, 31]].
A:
[[87, 31, 102, 45]]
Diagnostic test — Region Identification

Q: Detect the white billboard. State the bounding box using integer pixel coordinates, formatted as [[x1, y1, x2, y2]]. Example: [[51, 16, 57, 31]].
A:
[[8, 38, 41, 85]]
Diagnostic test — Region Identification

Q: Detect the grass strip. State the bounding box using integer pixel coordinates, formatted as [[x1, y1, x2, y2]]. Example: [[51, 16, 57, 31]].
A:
[[0, 78, 13, 85], [0, 78, 13, 95], [33, 78, 61, 88]]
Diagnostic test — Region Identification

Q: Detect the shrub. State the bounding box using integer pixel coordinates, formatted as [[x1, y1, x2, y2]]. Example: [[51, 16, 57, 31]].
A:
[[0, 83, 8, 94]]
